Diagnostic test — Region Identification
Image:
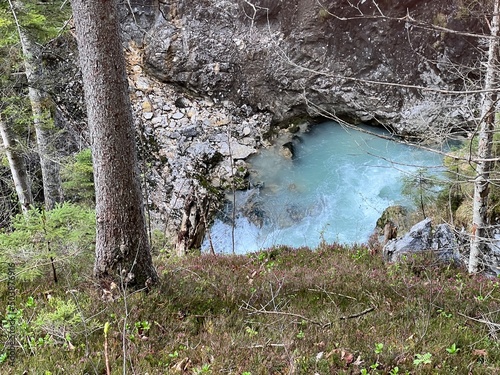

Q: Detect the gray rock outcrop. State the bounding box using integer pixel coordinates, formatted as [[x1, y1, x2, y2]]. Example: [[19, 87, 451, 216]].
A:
[[140, 0, 484, 141], [383, 218, 460, 263]]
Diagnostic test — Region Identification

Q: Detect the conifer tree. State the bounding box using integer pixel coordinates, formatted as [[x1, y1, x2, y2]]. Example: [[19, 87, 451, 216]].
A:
[[71, 0, 158, 288]]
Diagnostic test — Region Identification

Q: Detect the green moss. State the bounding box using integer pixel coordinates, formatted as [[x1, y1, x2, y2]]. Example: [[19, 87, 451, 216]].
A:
[[433, 13, 447, 28], [318, 8, 331, 21]]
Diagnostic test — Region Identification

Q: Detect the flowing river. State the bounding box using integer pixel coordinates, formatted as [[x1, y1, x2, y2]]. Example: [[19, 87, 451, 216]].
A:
[[203, 121, 445, 254]]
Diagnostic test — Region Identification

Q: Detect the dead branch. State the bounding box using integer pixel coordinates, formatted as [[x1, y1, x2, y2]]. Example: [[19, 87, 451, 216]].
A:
[[316, 0, 497, 40], [241, 301, 375, 328], [339, 306, 375, 320]]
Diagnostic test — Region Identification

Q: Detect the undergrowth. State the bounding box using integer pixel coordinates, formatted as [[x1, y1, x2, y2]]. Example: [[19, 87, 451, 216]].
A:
[[1, 244, 500, 374]]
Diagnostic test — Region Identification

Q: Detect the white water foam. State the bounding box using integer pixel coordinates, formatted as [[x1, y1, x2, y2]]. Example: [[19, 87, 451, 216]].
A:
[[203, 122, 444, 254]]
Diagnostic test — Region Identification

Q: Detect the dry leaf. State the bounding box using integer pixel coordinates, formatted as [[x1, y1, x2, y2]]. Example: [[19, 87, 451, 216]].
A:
[[344, 352, 354, 365], [473, 349, 488, 357]]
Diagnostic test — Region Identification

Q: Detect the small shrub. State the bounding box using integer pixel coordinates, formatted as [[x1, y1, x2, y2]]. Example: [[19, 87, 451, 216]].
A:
[[0, 203, 95, 281], [61, 148, 94, 205]]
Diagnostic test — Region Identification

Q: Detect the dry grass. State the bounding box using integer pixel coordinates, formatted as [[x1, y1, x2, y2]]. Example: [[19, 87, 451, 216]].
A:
[[2, 244, 500, 374]]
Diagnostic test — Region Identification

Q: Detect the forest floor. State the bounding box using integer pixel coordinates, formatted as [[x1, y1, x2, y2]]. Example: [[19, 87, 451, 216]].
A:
[[1, 243, 500, 374]]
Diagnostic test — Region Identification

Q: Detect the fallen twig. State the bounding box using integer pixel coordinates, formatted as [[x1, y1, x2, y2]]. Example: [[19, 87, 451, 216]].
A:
[[457, 311, 500, 333], [307, 287, 357, 301], [339, 306, 375, 320], [242, 302, 376, 328], [246, 339, 286, 349]]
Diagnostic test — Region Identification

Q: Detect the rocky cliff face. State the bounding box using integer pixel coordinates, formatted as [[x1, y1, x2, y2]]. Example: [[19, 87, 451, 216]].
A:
[[137, 0, 486, 140]]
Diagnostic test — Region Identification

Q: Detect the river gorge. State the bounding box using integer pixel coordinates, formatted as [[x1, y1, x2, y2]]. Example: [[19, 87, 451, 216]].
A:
[[43, 0, 489, 256], [204, 121, 445, 253]]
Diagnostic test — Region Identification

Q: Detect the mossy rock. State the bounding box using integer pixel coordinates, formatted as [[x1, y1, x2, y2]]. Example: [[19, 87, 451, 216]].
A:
[[376, 205, 410, 233], [288, 123, 300, 133], [454, 200, 472, 230]]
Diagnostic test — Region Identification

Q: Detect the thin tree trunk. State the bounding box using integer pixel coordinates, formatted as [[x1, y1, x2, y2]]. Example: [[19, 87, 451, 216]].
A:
[[27, 84, 62, 210], [0, 114, 33, 214], [9, 0, 62, 210], [71, 0, 158, 288], [469, 0, 500, 273]]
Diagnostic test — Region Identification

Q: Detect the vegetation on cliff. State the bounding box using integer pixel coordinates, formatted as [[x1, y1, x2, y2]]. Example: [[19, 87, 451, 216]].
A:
[[1, 241, 500, 373]]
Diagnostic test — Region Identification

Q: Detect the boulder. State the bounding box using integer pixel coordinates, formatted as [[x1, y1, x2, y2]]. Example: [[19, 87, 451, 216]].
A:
[[431, 224, 461, 262], [280, 142, 295, 159], [383, 218, 460, 263]]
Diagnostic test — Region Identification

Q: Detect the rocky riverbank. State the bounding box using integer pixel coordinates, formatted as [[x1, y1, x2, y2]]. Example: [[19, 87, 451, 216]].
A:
[[127, 45, 276, 253]]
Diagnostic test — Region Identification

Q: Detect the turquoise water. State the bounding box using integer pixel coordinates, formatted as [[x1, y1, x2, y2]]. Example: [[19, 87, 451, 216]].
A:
[[204, 121, 444, 254]]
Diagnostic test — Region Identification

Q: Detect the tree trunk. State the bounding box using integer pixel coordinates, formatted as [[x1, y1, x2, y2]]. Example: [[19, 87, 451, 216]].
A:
[[469, 0, 500, 273], [71, 0, 158, 288], [26, 84, 62, 210], [176, 192, 208, 256], [0, 114, 33, 214], [9, 0, 62, 210]]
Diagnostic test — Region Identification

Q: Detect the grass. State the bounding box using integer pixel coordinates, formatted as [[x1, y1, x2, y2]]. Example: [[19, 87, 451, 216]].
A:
[[1, 243, 500, 374]]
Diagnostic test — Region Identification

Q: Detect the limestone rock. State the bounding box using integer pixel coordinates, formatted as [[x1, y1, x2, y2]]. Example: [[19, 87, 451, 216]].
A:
[[383, 218, 460, 263], [171, 112, 184, 120], [142, 100, 152, 112], [220, 139, 256, 160], [135, 76, 152, 92], [431, 224, 460, 262], [143, 0, 483, 140]]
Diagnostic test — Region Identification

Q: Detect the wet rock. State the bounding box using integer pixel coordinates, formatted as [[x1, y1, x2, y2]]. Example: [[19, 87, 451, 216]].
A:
[[241, 198, 266, 228], [280, 142, 294, 159], [286, 204, 304, 223]]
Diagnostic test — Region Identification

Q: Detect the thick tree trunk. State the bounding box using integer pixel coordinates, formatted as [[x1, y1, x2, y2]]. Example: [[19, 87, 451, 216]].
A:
[[10, 0, 62, 210], [469, 0, 500, 273], [71, 0, 158, 288], [0, 114, 33, 213]]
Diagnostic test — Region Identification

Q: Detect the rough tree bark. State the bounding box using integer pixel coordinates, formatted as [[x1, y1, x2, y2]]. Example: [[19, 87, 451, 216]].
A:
[[71, 0, 158, 288], [0, 114, 33, 214], [469, 0, 500, 273], [9, 0, 62, 210], [176, 191, 208, 256]]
